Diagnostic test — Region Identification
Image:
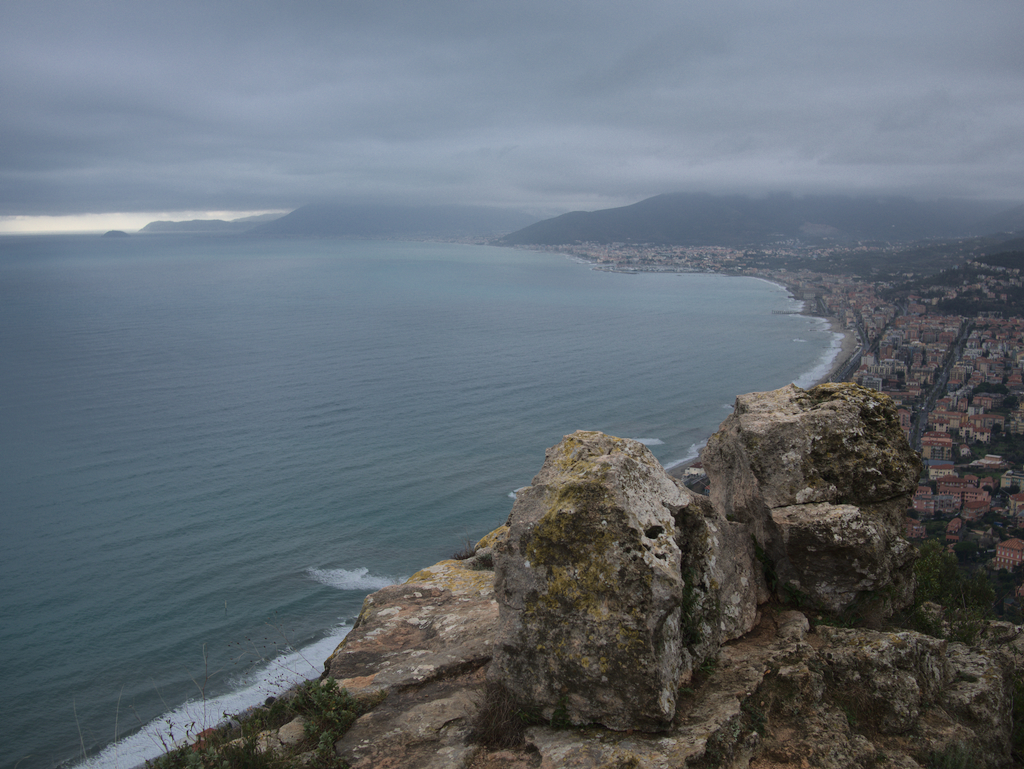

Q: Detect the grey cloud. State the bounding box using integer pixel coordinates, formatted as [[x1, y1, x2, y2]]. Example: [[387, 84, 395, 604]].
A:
[[2, 0, 1023, 216]]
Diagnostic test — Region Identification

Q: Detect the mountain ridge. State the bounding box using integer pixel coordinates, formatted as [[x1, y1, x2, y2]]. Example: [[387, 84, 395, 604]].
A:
[[248, 202, 537, 238], [139, 212, 286, 233], [499, 192, 1020, 247]]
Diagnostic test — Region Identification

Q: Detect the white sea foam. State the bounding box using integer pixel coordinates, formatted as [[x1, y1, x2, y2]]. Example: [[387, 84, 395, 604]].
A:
[[305, 567, 400, 592], [508, 485, 530, 499], [663, 440, 707, 470], [793, 338, 807, 343], [792, 331, 846, 389], [629, 437, 664, 446], [77, 626, 352, 769]]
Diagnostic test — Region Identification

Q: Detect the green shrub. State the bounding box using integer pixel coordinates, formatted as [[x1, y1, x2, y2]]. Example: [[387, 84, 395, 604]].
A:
[[912, 540, 994, 642], [147, 678, 369, 769]]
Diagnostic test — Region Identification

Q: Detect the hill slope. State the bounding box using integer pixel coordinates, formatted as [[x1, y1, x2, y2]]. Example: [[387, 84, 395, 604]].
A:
[[250, 202, 537, 238], [139, 213, 285, 233], [499, 192, 1016, 247]]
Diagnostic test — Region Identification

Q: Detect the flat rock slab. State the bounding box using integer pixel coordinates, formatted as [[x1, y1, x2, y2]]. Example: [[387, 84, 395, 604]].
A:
[[336, 669, 486, 769], [325, 559, 499, 694]]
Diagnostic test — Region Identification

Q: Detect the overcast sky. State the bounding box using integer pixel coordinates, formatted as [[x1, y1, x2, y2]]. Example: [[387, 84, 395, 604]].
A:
[[3, 0, 1023, 230]]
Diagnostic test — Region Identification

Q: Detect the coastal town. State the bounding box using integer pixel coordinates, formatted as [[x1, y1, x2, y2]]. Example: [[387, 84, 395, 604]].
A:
[[536, 238, 1024, 619]]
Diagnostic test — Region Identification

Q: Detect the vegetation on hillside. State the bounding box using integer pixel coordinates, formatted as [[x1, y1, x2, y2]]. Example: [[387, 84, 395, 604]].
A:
[[147, 677, 379, 769]]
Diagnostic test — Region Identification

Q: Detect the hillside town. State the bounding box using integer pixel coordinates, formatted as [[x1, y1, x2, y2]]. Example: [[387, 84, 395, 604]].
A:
[[542, 240, 1024, 618]]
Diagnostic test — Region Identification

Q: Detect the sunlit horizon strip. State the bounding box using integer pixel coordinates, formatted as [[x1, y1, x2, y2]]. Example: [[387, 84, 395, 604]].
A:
[[0, 210, 290, 235]]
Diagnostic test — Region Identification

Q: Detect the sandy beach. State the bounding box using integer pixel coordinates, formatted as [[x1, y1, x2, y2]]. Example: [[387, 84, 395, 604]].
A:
[[821, 317, 861, 384]]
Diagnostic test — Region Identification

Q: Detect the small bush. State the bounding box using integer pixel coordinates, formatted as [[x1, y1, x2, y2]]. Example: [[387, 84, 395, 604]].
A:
[[473, 550, 494, 569], [147, 678, 369, 769], [911, 540, 995, 643], [452, 540, 476, 560], [291, 678, 363, 763], [472, 682, 544, 748]]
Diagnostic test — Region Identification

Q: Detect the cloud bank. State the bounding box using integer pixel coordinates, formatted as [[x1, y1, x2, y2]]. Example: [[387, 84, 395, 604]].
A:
[[3, 0, 1023, 219]]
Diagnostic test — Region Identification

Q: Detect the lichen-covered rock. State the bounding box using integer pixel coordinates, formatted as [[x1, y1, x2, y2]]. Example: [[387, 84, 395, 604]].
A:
[[304, 384, 1024, 768], [702, 382, 921, 618], [704, 383, 921, 514], [335, 672, 485, 769], [672, 495, 768, 659], [771, 501, 917, 615], [940, 642, 1013, 761], [490, 431, 694, 731], [817, 626, 950, 734]]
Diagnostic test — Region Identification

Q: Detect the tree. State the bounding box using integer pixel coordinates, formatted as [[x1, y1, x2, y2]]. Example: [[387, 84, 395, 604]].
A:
[[913, 540, 995, 642], [953, 540, 979, 562]]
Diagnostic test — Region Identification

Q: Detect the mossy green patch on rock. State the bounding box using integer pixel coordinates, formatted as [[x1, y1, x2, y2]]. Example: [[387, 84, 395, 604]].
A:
[[801, 387, 921, 507], [704, 383, 919, 621], [491, 431, 688, 731], [405, 559, 495, 595], [475, 524, 509, 551]]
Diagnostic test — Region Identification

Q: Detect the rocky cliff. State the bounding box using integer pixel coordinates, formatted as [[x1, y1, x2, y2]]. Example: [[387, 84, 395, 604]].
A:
[[258, 383, 1024, 767]]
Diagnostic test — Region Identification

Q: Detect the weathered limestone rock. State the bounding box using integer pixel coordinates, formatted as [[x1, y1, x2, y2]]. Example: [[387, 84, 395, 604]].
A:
[[702, 382, 921, 618], [816, 626, 950, 734], [336, 671, 486, 769], [673, 499, 769, 657], [490, 431, 692, 731], [302, 384, 1024, 768], [941, 641, 1014, 761], [323, 556, 500, 767], [324, 558, 498, 693]]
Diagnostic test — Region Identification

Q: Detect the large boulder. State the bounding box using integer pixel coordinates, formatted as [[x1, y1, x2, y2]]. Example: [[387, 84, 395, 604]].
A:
[[702, 382, 921, 618], [489, 431, 694, 731]]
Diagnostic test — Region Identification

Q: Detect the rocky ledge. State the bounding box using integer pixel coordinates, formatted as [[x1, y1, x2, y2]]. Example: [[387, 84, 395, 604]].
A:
[[267, 384, 1024, 767]]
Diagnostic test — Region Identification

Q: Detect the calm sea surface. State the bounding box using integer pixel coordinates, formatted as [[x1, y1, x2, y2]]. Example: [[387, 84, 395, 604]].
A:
[[0, 235, 838, 768]]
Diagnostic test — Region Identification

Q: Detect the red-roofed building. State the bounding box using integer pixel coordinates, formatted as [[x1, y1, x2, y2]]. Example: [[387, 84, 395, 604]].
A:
[[928, 463, 956, 480], [963, 487, 991, 505], [898, 408, 912, 437], [995, 538, 1024, 570], [922, 432, 954, 461], [938, 476, 974, 494], [963, 499, 991, 522], [905, 517, 926, 539], [1009, 492, 1024, 516], [913, 486, 934, 516], [946, 517, 964, 544]]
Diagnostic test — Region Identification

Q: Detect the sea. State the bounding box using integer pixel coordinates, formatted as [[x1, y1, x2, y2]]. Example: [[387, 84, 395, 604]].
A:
[[0, 235, 841, 768]]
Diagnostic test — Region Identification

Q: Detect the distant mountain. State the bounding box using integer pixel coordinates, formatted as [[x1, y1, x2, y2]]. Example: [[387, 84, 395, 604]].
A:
[[971, 204, 1024, 236], [138, 212, 286, 233], [248, 202, 537, 239], [498, 192, 1017, 247]]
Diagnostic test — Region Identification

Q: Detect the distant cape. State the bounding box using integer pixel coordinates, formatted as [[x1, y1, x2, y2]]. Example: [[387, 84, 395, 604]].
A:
[[248, 202, 537, 239], [499, 192, 1019, 247], [138, 213, 286, 233]]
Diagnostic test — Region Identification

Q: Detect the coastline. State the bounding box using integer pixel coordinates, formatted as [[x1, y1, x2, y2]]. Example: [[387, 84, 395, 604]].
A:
[[665, 292, 859, 481], [823, 318, 860, 381], [64, 247, 855, 769]]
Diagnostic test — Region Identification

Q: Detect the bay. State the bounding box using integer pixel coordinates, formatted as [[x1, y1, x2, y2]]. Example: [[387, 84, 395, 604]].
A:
[[0, 235, 837, 768]]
